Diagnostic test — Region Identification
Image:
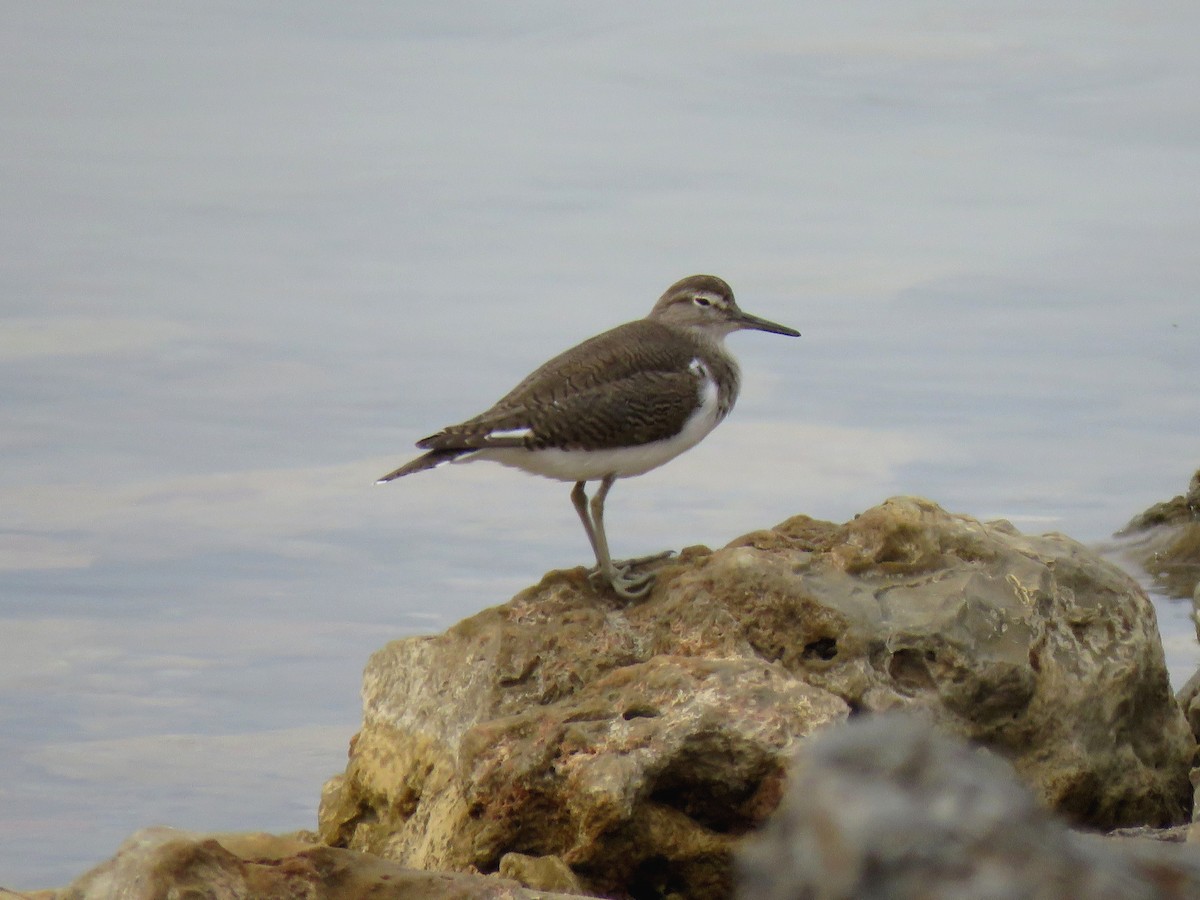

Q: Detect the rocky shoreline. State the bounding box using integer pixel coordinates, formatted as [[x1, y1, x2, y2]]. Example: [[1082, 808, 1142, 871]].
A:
[[14, 470, 1200, 900]]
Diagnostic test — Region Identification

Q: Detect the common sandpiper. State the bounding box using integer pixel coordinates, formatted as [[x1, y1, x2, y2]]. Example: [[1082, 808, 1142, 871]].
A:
[[377, 274, 800, 600]]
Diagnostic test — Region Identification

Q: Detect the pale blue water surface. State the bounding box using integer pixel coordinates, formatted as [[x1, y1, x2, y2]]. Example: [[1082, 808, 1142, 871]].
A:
[[2, 2, 1199, 889]]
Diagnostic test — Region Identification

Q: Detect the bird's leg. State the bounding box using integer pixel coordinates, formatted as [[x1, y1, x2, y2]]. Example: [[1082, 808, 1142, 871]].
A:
[[570, 481, 602, 562], [571, 479, 670, 599], [586, 475, 656, 600]]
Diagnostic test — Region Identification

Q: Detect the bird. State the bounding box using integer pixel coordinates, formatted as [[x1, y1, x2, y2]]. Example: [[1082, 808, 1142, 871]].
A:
[[377, 274, 800, 600]]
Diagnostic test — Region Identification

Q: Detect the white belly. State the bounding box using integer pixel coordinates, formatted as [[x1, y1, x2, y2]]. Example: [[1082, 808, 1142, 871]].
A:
[[462, 374, 725, 483]]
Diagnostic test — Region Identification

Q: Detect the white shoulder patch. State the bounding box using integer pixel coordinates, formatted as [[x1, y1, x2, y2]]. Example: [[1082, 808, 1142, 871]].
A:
[[486, 426, 533, 441]]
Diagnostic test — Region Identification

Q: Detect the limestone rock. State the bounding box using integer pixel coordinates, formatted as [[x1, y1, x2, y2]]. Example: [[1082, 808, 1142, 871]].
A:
[[53, 827, 580, 900], [320, 497, 1193, 899], [1117, 468, 1200, 599], [499, 853, 586, 893], [322, 651, 844, 898], [738, 713, 1200, 900], [1178, 667, 1200, 744], [1122, 469, 1200, 533], [1175, 666, 1200, 820]]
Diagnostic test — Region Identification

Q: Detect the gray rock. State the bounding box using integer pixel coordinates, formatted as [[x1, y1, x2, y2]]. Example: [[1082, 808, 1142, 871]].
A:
[[1116, 468, 1200, 600], [738, 714, 1200, 900], [1177, 667, 1200, 744], [320, 497, 1193, 899], [1120, 469, 1200, 534]]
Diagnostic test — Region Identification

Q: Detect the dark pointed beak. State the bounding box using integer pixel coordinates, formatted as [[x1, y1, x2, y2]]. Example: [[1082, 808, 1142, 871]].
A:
[[733, 309, 800, 337]]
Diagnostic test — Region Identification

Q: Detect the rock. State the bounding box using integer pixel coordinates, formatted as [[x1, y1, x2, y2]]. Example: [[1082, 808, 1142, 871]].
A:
[[319, 497, 1193, 898], [1177, 667, 1200, 743], [498, 853, 586, 893], [1121, 470, 1200, 533], [737, 713, 1200, 900], [52, 827, 581, 899], [322, 651, 844, 898], [1106, 824, 1195, 843], [1117, 468, 1200, 599], [1178, 666, 1200, 819]]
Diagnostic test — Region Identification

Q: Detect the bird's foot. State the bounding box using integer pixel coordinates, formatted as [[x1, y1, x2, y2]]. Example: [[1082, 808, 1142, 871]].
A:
[[587, 550, 673, 600], [591, 567, 655, 600]]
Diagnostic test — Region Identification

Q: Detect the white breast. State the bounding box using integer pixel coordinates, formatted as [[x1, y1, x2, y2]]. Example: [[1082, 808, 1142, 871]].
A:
[[464, 362, 725, 483]]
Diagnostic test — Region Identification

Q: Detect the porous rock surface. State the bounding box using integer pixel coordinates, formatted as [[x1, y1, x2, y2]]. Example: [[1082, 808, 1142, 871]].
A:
[[738, 713, 1200, 900], [49, 827, 577, 900], [319, 496, 1193, 899]]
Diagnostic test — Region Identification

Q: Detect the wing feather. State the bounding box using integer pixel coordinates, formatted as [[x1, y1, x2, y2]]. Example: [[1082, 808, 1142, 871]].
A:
[[418, 320, 704, 451]]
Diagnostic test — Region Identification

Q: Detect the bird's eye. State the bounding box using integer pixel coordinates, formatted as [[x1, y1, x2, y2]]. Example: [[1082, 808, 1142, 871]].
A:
[[693, 295, 711, 307]]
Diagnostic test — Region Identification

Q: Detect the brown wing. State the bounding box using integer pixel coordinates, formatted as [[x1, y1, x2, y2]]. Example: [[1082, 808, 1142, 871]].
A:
[[417, 320, 703, 451], [494, 319, 697, 409], [538, 370, 702, 449]]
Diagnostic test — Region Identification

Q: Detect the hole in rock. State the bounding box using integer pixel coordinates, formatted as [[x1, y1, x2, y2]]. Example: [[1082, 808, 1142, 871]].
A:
[[623, 705, 660, 720], [888, 647, 935, 693], [802, 636, 838, 661], [649, 773, 761, 834], [628, 855, 688, 900]]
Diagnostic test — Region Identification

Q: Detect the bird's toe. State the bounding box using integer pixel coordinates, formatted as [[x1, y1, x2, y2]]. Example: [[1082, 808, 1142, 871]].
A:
[[609, 570, 655, 600], [611, 550, 675, 570]]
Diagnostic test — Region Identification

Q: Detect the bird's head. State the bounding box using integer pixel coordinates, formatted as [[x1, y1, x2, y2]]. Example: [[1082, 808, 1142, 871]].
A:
[[648, 274, 800, 340]]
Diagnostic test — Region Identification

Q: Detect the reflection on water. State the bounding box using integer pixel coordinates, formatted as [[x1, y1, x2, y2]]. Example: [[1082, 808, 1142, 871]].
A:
[[3, 2, 1199, 889]]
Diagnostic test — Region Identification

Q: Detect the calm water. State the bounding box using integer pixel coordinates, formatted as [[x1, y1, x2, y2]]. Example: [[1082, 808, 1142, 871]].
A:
[[2, 3, 1199, 888]]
